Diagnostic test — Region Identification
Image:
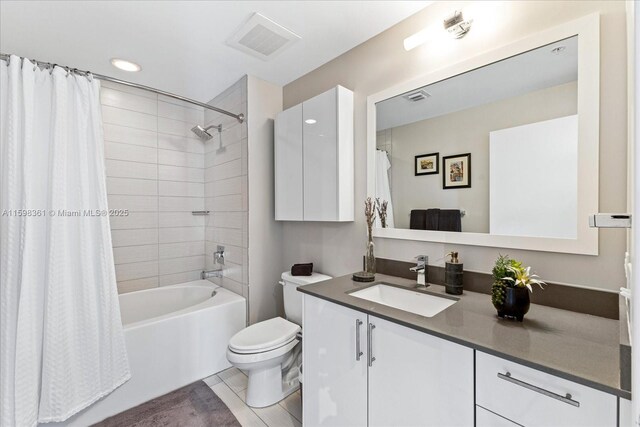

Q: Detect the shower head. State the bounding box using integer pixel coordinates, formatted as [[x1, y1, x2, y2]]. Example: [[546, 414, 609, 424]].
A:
[[191, 124, 221, 141]]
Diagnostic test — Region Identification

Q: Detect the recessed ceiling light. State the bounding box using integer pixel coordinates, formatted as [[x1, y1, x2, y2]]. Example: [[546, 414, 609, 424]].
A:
[[110, 58, 141, 72], [305, 119, 317, 124]]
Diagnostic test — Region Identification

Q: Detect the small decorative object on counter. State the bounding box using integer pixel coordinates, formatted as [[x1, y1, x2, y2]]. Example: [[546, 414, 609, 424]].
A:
[[491, 255, 546, 321], [364, 197, 376, 274], [375, 197, 389, 228], [445, 251, 463, 295], [291, 263, 313, 276]]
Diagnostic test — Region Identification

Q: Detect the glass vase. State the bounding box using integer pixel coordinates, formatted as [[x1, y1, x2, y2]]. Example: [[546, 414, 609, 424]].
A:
[[364, 238, 376, 274]]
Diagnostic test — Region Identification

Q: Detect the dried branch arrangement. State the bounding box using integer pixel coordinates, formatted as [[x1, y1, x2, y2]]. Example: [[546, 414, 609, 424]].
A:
[[365, 197, 376, 239], [375, 198, 388, 228]]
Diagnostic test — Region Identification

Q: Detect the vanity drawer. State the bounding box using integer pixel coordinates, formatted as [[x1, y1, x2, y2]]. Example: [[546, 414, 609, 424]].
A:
[[476, 406, 520, 427], [476, 351, 616, 427]]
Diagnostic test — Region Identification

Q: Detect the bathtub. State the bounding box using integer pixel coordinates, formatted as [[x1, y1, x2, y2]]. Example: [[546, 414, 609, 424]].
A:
[[60, 280, 246, 426]]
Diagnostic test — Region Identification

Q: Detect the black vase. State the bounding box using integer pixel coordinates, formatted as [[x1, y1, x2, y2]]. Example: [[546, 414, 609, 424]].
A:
[[497, 287, 530, 322]]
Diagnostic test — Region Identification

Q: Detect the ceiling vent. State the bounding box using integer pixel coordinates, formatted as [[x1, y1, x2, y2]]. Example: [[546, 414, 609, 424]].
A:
[[227, 13, 301, 61], [403, 89, 431, 102]]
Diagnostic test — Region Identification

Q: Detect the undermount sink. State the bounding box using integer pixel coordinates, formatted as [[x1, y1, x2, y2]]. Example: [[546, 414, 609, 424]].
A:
[[349, 283, 457, 317]]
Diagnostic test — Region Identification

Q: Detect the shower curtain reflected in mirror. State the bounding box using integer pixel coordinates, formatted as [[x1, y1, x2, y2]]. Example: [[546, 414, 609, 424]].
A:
[[375, 149, 394, 228], [0, 55, 130, 426]]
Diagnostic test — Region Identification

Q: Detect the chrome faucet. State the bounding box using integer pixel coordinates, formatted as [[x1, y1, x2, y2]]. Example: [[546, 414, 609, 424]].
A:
[[409, 255, 429, 288], [201, 246, 226, 280]]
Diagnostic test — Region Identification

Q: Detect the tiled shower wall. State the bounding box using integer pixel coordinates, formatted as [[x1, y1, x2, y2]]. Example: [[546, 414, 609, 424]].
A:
[[203, 77, 249, 299], [100, 80, 207, 293]]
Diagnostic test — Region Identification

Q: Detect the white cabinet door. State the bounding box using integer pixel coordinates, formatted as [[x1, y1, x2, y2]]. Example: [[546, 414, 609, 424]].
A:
[[303, 295, 368, 427], [303, 88, 338, 221], [368, 316, 474, 427], [275, 104, 303, 220]]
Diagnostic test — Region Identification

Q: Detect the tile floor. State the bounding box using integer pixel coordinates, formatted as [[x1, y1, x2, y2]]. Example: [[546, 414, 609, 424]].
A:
[[204, 367, 302, 427]]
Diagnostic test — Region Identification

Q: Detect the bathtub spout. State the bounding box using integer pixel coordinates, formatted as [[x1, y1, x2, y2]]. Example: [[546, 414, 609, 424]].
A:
[[201, 269, 223, 280]]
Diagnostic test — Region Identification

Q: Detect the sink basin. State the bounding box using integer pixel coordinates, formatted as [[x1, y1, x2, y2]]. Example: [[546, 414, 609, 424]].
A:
[[349, 283, 457, 317]]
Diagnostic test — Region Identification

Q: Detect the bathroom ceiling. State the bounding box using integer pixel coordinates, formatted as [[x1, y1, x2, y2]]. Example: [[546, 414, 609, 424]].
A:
[[0, 1, 430, 102]]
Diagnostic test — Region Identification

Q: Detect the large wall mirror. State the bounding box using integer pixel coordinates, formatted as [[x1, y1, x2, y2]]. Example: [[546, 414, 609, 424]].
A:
[[366, 14, 599, 254]]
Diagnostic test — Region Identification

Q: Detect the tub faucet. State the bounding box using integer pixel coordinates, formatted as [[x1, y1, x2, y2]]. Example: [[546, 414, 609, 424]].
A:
[[201, 269, 222, 280], [410, 255, 429, 288]]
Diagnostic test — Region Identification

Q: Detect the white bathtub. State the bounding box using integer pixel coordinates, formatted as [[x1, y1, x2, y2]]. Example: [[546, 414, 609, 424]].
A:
[[60, 280, 246, 426]]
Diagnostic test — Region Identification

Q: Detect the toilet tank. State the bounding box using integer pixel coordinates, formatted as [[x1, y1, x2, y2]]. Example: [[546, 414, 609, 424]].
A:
[[281, 271, 332, 325]]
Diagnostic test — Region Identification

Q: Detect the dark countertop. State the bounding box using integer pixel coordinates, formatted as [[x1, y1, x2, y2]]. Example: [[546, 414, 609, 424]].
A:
[[298, 273, 629, 399]]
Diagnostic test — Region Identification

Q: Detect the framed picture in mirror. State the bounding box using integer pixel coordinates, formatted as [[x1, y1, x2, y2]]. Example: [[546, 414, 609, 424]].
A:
[[415, 152, 439, 176], [443, 153, 471, 189]]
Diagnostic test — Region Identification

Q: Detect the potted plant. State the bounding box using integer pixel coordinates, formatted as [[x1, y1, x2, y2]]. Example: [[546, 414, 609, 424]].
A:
[[491, 255, 545, 321]]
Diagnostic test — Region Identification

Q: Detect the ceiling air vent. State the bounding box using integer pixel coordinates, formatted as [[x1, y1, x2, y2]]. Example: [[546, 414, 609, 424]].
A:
[[403, 90, 431, 102], [227, 13, 301, 61]]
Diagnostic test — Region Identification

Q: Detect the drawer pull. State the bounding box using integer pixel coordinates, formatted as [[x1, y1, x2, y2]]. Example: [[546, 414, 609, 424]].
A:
[[497, 372, 580, 407]]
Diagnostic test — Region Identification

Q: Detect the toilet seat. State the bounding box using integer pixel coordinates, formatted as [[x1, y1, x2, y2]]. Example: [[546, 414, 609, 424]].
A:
[[227, 337, 299, 365], [228, 317, 300, 354]]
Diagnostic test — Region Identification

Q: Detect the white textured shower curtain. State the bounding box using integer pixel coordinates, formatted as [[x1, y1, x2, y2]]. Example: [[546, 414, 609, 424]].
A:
[[375, 149, 395, 228], [0, 56, 130, 426]]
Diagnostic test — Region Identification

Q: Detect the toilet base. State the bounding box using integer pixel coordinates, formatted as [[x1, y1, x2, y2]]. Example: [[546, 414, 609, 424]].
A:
[[245, 364, 300, 408]]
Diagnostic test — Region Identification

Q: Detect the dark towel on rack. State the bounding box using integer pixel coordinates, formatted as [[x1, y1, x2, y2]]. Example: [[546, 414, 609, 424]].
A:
[[291, 263, 313, 276], [425, 209, 440, 231], [410, 210, 427, 230], [438, 209, 461, 232]]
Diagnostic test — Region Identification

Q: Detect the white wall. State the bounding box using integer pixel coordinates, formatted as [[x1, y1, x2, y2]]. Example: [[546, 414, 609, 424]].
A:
[[281, 0, 628, 292], [388, 82, 577, 232], [101, 81, 207, 293], [247, 76, 284, 324]]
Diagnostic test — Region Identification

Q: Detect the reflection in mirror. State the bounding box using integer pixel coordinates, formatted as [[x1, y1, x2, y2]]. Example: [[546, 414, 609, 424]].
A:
[[375, 36, 578, 239]]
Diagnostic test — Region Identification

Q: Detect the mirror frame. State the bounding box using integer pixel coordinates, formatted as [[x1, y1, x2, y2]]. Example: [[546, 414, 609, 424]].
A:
[[366, 13, 600, 255]]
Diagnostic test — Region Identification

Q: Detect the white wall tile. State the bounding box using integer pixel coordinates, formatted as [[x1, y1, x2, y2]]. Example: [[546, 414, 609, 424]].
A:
[[101, 87, 157, 115], [209, 195, 243, 212], [205, 176, 244, 197], [102, 105, 157, 131], [209, 159, 242, 182], [107, 177, 157, 196], [113, 244, 158, 264], [159, 270, 203, 287], [211, 212, 245, 229], [117, 276, 158, 293], [106, 159, 158, 180], [159, 255, 206, 275], [158, 212, 205, 228], [158, 149, 203, 168], [159, 241, 205, 259], [205, 141, 242, 167], [158, 133, 204, 154], [208, 227, 243, 247], [109, 212, 158, 230], [115, 260, 159, 282], [158, 165, 204, 183], [158, 94, 204, 111], [102, 80, 157, 100], [105, 141, 158, 163], [158, 100, 204, 123], [111, 228, 158, 247], [159, 196, 204, 212], [158, 116, 196, 138], [108, 195, 158, 212], [103, 124, 157, 148], [159, 181, 204, 197], [159, 227, 205, 243]]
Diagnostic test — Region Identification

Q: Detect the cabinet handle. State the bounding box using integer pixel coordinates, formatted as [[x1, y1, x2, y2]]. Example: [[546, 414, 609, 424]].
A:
[[355, 319, 363, 361], [497, 372, 580, 407], [368, 323, 376, 367]]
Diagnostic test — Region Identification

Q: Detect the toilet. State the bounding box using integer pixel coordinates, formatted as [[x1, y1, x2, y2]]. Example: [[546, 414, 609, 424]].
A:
[[226, 271, 331, 408]]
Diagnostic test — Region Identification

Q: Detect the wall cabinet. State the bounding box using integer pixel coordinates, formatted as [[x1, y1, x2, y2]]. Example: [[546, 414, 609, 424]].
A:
[[302, 294, 474, 426], [275, 86, 354, 222]]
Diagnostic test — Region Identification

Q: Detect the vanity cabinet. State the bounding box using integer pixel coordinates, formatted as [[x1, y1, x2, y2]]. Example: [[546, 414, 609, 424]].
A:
[[275, 86, 354, 222], [302, 294, 474, 426], [475, 351, 617, 426]]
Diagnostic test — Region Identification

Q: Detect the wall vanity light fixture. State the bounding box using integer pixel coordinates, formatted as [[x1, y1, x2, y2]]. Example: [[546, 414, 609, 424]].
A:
[[403, 10, 473, 51]]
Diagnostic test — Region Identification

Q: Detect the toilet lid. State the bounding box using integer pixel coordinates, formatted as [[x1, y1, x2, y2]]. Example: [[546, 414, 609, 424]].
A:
[[229, 317, 300, 354]]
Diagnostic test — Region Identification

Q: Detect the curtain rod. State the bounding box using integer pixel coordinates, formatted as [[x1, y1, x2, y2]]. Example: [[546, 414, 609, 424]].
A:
[[0, 53, 244, 123]]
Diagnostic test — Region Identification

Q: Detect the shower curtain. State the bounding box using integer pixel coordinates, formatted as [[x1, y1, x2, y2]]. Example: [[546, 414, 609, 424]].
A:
[[375, 149, 395, 228], [0, 56, 130, 426]]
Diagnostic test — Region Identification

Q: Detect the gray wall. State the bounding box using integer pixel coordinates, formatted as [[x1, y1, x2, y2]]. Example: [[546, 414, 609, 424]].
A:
[[281, 0, 628, 292], [389, 81, 577, 232]]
